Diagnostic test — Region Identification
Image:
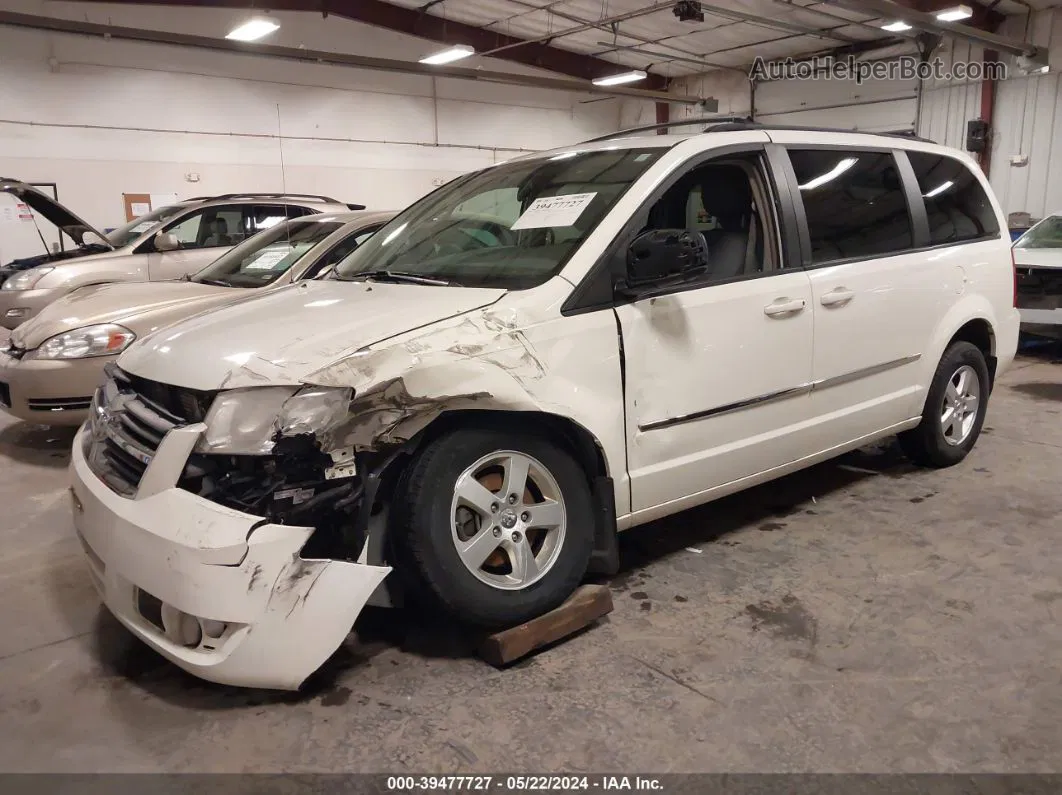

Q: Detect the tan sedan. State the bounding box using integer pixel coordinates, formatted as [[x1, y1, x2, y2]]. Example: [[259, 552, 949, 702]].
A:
[[0, 210, 393, 425]]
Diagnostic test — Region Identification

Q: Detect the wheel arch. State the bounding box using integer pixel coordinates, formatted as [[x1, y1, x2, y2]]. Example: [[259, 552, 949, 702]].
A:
[[363, 407, 621, 577], [947, 317, 997, 386], [922, 295, 1000, 398]]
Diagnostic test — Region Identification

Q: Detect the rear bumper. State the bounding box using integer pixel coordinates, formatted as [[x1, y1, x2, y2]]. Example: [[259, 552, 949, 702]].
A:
[[0, 350, 107, 425], [0, 288, 58, 329], [70, 426, 391, 690], [1020, 307, 1062, 331]]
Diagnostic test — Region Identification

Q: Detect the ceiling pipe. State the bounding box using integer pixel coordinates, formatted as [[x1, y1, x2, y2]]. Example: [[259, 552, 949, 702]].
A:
[[0, 11, 702, 103], [493, 0, 732, 76], [479, 1, 676, 57]]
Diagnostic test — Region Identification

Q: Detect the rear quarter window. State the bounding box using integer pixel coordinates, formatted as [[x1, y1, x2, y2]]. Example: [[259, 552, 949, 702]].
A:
[[906, 151, 1000, 245], [788, 148, 913, 263]]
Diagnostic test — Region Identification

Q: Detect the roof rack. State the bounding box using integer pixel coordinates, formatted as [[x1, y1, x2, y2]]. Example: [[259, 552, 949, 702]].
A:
[[583, 116, 754, 143], [703, 121, 935, 144], [182, 192, 353, 203], [583, 117, 935, 145]]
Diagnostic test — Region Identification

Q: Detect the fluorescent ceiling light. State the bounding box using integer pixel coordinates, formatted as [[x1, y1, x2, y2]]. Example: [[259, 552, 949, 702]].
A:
[[923, 180, 955, 198], [935, 5, 973, 21], [881, 20, 912, 32], [225, 17, 280, 42], [419, 45, 475, 65], [592, 70, 648, 86], [799, 157, 858, 191]]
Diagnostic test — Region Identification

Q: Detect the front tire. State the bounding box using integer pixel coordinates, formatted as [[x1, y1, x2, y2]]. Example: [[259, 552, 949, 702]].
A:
[[392, 427, 594, 628], [898, 341, 990, 468]]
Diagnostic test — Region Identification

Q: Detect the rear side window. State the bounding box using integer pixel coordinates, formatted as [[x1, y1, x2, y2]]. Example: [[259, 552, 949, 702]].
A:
[[788, 149, 913, 264], [906, 152, 1000, 245]]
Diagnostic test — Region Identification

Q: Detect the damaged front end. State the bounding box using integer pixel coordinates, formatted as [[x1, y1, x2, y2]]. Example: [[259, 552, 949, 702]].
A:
[[78, 364, 396, 689], [183, 383, 380, 562]]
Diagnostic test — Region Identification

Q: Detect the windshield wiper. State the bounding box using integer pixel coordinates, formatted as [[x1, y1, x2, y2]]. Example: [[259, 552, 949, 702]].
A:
[[343, 269, 450, 286], [195, 278, 232, 287]]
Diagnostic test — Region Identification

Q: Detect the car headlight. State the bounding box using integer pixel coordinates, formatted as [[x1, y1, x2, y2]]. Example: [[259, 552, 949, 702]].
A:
[[31, 323, 137, 360], [196, 385, 353, 455], [1, 267, 54, 291]]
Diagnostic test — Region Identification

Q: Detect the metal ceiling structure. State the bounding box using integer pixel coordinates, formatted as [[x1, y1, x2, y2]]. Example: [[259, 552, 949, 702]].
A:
[[0, 10, 693, 102], [56, 0, 1038, 83]]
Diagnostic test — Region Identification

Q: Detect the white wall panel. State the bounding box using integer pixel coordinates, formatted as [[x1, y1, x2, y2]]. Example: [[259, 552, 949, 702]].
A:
[[916, 40, 984, 151], [983, 9, 1062, 217]]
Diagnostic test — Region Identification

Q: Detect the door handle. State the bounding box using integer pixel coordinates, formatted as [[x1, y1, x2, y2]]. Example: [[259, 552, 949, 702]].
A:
[[763, 298, 806, 317], [820, 287, 855, 307]]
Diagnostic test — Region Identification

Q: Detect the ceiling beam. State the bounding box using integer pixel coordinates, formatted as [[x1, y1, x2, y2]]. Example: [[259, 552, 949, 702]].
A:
[[61, 0, 669, 89], [0, 10, 698, 102], [825, 0, 1038, 56]]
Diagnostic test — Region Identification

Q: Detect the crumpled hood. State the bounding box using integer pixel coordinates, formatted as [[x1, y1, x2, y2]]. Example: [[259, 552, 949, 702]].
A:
[[117, 279, 507, 390], [12, 280, 234, 349]]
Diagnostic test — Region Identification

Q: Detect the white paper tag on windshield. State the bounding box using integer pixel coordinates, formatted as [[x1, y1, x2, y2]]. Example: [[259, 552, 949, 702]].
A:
[[245, 248, 291, 271], [511, 192, 596, 230], [131, 221, 156, 233]]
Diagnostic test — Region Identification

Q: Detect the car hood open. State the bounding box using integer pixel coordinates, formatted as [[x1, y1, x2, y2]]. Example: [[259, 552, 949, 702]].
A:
[[11, 281, 238, 350], [0, 178, 114, 250], [117, 279, 507, 391]]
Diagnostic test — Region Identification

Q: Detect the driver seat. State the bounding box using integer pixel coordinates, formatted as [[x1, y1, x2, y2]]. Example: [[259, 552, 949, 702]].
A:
[[696, 165, 760, 281]]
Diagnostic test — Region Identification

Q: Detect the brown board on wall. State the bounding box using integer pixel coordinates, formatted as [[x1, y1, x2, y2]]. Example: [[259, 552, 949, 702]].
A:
[[122, 193, 152, 222]]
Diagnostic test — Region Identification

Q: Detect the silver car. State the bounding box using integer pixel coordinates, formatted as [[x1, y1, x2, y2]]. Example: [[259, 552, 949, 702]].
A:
[[0, 210, 394, 426], [0, 179, 363, 328]]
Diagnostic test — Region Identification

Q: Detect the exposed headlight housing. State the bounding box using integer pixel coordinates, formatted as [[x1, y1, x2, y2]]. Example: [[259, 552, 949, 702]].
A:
[[31, 323, 136, 360], [1, 267, 54, 291], [195, 385, 353, 455]]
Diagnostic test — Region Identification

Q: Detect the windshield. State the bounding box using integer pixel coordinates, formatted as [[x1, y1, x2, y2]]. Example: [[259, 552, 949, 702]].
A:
[[332, 148, 664, 289], [1015, 216, 1062, 249], [192, 218, 344, 288], [104, 205, 186, 247]]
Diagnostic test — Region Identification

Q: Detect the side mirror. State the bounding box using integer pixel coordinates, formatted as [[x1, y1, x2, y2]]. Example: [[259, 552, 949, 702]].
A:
[[624, 229, 708, 290], [153, 232, 180, 252]]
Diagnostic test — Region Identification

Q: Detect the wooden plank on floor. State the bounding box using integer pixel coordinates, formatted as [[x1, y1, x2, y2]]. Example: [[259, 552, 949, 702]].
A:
[[477, 584, 613, 667]]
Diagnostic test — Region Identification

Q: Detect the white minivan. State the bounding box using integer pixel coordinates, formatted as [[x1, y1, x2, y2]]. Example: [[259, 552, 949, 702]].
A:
[[70, 123, 1020, 689]]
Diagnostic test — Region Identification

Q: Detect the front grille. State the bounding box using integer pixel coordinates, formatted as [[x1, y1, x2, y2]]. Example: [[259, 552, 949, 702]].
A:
[[28, 396, 93, 413], [0, 381, 8, 409], [1017, 266, 1062, 310], [83, 365, 205, 496]]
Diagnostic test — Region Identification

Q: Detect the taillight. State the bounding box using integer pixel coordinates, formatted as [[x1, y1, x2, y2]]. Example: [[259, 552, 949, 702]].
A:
[[1011, 248, 1018, 307]]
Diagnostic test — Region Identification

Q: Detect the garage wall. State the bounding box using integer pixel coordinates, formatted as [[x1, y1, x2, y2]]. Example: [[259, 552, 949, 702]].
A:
[[984, 10, 1062, 218], [917, 9, 1062, 217], [916, 39, 985, 151], [670, 58, 918, 132], [0, 0, 625, 250]]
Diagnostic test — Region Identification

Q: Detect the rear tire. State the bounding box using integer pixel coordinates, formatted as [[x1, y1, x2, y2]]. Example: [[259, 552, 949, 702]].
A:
[[391, 426, 594, 629], [898, 341, 990, 468]]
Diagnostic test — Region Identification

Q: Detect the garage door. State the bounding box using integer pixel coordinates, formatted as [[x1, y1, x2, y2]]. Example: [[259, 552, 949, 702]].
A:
[[754, 59, 920, 134]]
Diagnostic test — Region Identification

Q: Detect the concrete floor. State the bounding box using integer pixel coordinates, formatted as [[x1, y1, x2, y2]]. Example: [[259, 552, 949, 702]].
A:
[[0, 337, 1060, 773]]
